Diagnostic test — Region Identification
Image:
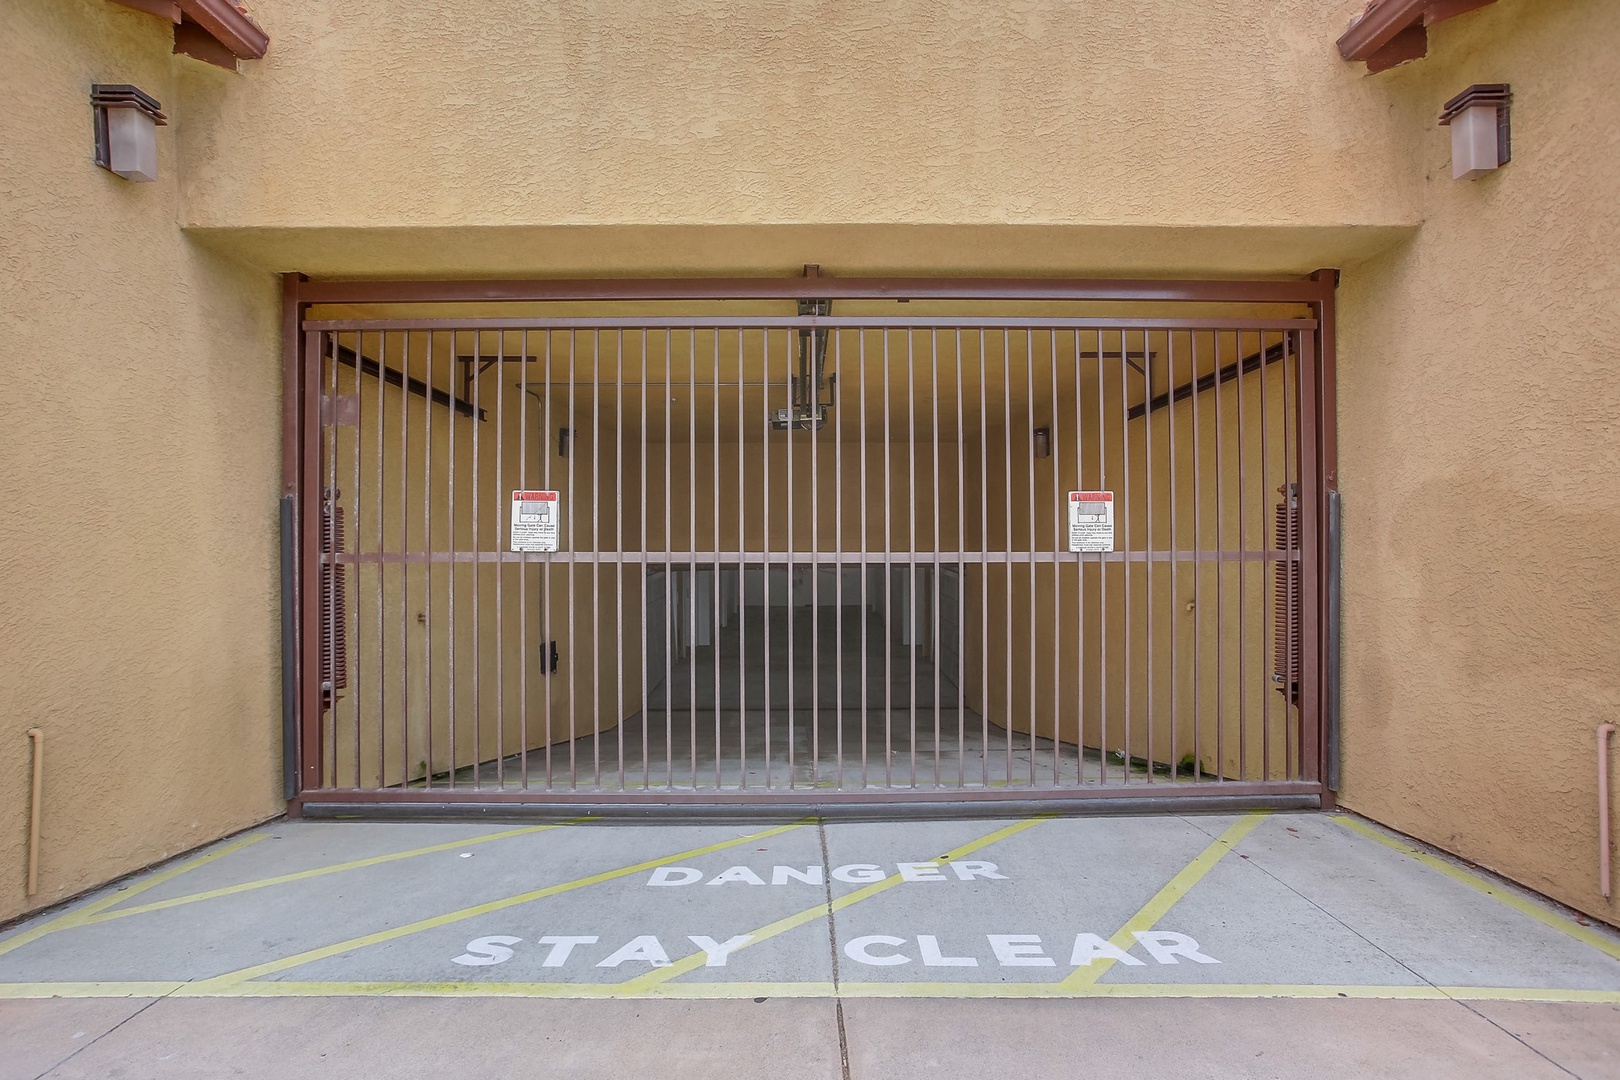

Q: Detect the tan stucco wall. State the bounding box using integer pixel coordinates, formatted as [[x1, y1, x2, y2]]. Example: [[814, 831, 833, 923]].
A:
[[1335, 0, 1620, 926], [0, 0, 282, 923], [171, 0, 1418, 277]]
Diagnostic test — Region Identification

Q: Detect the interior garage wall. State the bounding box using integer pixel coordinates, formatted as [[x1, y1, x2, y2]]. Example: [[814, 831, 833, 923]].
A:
[[0, 0, 282, 923], [1335, 0, 1619, 926]]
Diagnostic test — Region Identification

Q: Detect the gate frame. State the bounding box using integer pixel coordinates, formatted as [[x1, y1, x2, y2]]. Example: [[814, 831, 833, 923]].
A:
[[279, 272, 1339, 816]]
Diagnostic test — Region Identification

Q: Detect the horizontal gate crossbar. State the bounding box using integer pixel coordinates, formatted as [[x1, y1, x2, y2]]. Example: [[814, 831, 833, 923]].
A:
[[323, 550, 1301, 566], [295, 780, 1324, 806], [304, 316, 1318, 332], [295, 276, 1332, 306]]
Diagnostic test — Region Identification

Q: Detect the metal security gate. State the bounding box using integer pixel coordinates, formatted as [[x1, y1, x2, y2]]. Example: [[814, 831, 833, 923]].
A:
[[284, 276, 1335, 813]]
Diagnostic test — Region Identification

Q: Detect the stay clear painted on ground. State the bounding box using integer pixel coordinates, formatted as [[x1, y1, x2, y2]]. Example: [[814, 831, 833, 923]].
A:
[[449, 856, 1220, 972]]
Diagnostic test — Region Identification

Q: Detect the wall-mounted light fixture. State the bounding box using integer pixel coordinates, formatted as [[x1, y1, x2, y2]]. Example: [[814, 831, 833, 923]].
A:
[[92, 84, 166, 182], [1033, 427, 1052, 459], [1439, 84, 1511, 180]]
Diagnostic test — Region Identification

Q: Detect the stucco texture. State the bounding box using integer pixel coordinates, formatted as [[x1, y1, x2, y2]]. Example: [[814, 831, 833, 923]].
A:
[[0, 0, 283, 923], [1335, 0, 1620, 926], [172, 0, 1418, 277]]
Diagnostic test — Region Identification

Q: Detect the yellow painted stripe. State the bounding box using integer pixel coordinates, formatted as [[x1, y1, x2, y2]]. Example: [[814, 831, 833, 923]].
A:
[[180, 821, 811, 993], [615, 816, 1052, 995], [3, 979, 1617, 1004], [0, 835, 267, 959], [0, 982, 186, 999], [79, 821, 584, 926], [170, 980, 842, 1000], [1061, 811, 1269, 988], [1331, 815, 1620, 962]]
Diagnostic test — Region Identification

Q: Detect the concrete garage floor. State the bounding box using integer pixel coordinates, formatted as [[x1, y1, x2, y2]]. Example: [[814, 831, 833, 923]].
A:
[[2, 812, 1617, 1079]]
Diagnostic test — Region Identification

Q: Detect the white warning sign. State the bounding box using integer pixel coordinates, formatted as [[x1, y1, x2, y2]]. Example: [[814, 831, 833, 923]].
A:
[[511, 491, 560, 552], [1068, 491, 1115, 553]]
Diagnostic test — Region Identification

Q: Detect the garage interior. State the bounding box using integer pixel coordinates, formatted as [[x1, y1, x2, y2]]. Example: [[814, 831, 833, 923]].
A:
[[308, 296, 1316, 799]]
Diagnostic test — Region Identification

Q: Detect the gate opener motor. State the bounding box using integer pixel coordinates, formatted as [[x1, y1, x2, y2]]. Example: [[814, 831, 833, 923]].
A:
[[772, 268, 836, 431]]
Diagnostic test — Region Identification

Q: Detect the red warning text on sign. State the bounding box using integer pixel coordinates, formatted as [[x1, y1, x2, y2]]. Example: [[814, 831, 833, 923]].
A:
[[511, 490, 561, 552]]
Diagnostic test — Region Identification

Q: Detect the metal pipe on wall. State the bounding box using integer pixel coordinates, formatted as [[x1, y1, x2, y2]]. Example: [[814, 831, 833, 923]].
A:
[[26, 728, 44, 896], [1601, 722, 1615, 899]]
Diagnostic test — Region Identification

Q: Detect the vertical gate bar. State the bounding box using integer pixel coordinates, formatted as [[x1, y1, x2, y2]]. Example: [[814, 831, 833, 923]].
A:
[[1096, 330, 1109, 784], [1002, 328, 1013, 786], [858, 330, 869, 790], [300, 329, 324, 793], [1048, 330, 1062, 785], [401, 331, 414, 791], [663, 330, 674, 789], [761, 330, 773, 790], [618, 329, 628, 793], [353, 333, 366, 790], [542, 331, 555, 789], [811, 324, 821, 790], [591, 330, 602, 790], [494, 332, 505, 787], [519, 330, 529, 788], [954, 329, 966, 788], [1071, 330, 1085, 786], [321, 330, 337, 789], [1025, 330, 1037, 787], [1167, 331, 1180, 784], [785, 326, 797, 791], [688, 328, 698, 791], [1120, 329, 1132, 785], [1281, 329, 1297, 779], [1296, 329, 1322, 783], [712, 330, 722, 790], [566, 330, 577, 790], [1190, 330, 1201, 784], [834, 329, 845, 790], [373, 331, 386, 790], [322, 330, 338, 786], [1211, 329, 1225, 782], [737, 328, 748, 790], [1234, 330, 1248, 782], [471, 332, 482, 789], [1144, 329, 1155, 784], [422, 331, 435, 789], [978, 328, 989, 789], [882, 329, 893, 789], [447, 330, 458, 790], [1258, 329, 1272, 781], [907, 330, 917, 788], [931, 329, 942, 787], [642, 330, 652, 789]]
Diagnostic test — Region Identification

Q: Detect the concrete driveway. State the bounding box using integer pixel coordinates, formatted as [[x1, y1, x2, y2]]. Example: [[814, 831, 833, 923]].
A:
[[2, 811, 1617, 1079]]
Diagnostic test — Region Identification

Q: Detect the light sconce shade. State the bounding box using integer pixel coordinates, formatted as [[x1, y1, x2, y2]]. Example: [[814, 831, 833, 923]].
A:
[[92, 84, 167, 183], [1033, 427, 1052, 459], [1439, 84, 1511, 181]]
